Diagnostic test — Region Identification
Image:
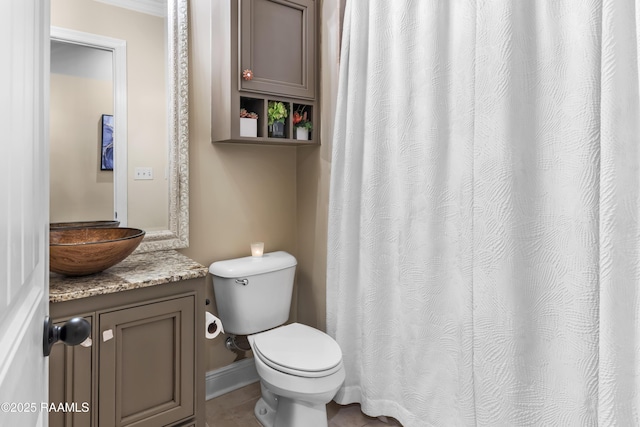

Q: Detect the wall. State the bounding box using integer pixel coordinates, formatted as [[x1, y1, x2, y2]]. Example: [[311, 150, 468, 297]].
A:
[[295, 0, 340, 331], [182, 0, 341, 372], [51, 0, 168, 231], [50, 71, 114, 222], [180, 0, 298, 371]]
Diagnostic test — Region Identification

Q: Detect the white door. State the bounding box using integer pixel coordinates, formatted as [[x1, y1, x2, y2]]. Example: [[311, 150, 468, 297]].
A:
[[0, 0, 50, 426]]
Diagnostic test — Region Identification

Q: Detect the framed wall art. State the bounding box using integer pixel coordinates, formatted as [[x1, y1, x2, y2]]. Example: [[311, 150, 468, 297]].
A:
[[101, 114, 114, 171]]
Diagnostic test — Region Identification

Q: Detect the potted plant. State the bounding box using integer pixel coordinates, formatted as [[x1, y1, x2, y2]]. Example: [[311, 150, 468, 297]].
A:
[[292, 106, 312, 140], [240, 108, 258, 137], [268, 101, 288, 138]]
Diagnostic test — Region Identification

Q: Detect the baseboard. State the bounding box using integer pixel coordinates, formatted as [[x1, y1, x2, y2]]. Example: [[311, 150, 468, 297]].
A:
[[205, 358, 259, 400]]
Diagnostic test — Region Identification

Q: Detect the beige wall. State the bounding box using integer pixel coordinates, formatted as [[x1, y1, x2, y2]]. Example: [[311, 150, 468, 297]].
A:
[[180, 0, 298, 371], [295, 0, 340, 331], [181, 0, 341, 372], [50, 74, 114, 222], [51, 0, 168, 231]]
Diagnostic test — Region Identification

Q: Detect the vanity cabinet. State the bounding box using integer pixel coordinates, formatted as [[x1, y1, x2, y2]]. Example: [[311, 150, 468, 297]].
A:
[[212, 0, 319, 145], [49, 277, 205, 427]]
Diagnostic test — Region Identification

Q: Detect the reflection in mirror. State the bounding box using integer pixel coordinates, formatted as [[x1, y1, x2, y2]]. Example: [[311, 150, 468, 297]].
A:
[[50, 41, 115, 222], [49, 0, 189, 252]]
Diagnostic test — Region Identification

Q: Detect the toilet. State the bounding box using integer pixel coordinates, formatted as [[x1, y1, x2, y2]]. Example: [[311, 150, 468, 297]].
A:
[[209, 251, 345, 427]]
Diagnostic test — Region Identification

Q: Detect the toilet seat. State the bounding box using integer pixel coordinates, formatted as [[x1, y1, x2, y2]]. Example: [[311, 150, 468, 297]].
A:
[[251, 323, 343, 378]]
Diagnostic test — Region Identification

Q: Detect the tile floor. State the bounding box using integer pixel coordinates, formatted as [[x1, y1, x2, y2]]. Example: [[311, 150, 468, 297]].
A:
[[205, 382, 402, 427]]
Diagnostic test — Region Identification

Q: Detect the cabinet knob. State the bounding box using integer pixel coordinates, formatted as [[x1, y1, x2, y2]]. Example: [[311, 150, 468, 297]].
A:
[[43, 316, 91, 357], [242, 69, 254, 81]]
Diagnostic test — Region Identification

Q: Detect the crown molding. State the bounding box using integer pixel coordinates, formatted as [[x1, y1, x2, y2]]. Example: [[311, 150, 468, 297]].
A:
[[93, 0, 166, 18]]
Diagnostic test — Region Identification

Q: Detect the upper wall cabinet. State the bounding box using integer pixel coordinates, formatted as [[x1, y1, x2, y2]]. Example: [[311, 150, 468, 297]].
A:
[[212, 0, 319, 146], [239, 0, 315, 99]]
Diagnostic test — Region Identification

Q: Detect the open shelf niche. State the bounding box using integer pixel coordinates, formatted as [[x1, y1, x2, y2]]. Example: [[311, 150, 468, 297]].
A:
[[239, 97, 264, 138], [267, 99, 291, 140], [292, 103, 314, 142], [213, 94, 319, 146]]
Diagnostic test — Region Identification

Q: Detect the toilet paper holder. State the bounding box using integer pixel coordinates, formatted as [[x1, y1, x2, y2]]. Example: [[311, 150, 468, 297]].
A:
[[205, 311, 224, 339]]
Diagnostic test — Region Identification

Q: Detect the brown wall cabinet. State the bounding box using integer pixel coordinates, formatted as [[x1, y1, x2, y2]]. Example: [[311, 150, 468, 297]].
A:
[[49, 279, 205, 427], [212, 0, 320, 146], [239, 0, 316, 99]]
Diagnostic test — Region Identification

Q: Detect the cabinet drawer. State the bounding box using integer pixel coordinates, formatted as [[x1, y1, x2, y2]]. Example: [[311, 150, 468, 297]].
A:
[[99, 296, 195, 427]]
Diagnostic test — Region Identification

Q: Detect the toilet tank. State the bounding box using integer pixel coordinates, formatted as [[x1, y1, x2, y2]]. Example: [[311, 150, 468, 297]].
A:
[[209, 251, 297, 335]]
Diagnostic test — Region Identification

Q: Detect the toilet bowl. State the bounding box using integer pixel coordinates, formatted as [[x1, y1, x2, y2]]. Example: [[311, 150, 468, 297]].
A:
[[209, 252, 345, 427], [248, 323, 345, 427]]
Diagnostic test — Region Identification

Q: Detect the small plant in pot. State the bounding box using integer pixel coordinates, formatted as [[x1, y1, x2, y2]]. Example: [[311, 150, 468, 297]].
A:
[[240, 108, 259, 137], [268, 101, 288, 138], [292, 106, 312, 140]]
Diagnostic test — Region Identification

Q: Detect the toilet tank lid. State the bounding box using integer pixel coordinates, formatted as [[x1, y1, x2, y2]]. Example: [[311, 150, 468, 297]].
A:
[[209, 251, 297, 278]]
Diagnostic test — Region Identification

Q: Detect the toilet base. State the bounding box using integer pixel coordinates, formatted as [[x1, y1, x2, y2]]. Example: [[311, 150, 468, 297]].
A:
[[254, 395, 328, 427], [254, 397, 275, 427]]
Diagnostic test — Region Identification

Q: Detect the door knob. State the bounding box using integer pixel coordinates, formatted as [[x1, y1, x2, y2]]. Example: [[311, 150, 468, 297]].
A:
[[43, 316, 91, 357]]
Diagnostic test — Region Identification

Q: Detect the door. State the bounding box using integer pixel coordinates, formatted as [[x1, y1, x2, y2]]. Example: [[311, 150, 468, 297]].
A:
[[99, 297, 195, 427], [0, 0, 50, 426], [239, 0, 316, 99], [49, 316, 93, 427]]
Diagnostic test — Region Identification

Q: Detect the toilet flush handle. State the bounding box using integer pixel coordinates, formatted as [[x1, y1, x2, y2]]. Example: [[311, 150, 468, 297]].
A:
[[235, 278, 249, 286]]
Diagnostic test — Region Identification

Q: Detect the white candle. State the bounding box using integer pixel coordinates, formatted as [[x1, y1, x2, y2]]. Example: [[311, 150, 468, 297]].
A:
[[251, 242, 264, 257]]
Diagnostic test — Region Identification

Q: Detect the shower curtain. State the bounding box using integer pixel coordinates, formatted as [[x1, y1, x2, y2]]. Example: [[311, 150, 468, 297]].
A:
[[326, 1, 640, 426]]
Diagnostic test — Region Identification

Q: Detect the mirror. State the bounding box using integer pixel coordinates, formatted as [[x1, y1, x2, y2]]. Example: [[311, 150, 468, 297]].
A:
[[49, 0, 189, 252]]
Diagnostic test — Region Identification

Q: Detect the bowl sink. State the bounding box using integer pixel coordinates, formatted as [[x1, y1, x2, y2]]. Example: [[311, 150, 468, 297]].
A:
[[50, 220, 120, 230], [50, 227, 145, 276]]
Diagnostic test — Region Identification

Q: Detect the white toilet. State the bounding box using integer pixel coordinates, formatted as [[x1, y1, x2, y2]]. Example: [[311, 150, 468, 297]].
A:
[[209, 251, 345, 427]]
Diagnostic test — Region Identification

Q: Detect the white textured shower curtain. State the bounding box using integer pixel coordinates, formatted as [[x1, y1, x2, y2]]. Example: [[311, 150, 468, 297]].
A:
[[327, 1, 640, 425]]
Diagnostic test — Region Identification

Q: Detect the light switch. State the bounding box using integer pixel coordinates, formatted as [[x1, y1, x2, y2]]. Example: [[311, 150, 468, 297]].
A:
[[134, 167, 153, 180]]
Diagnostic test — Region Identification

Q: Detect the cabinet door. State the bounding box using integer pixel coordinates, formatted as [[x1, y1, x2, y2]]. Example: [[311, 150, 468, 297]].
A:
[[240, 0, 316, 99], [49, 316, 94, 427], [99, 297, 195, 427]]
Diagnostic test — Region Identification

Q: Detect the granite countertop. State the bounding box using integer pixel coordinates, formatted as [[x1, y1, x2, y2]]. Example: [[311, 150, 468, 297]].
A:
[[49, 250, 209, 303]]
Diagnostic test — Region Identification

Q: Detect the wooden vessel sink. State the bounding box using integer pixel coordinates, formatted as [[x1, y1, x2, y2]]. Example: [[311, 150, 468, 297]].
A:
[[50, 227, 145, 276]]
